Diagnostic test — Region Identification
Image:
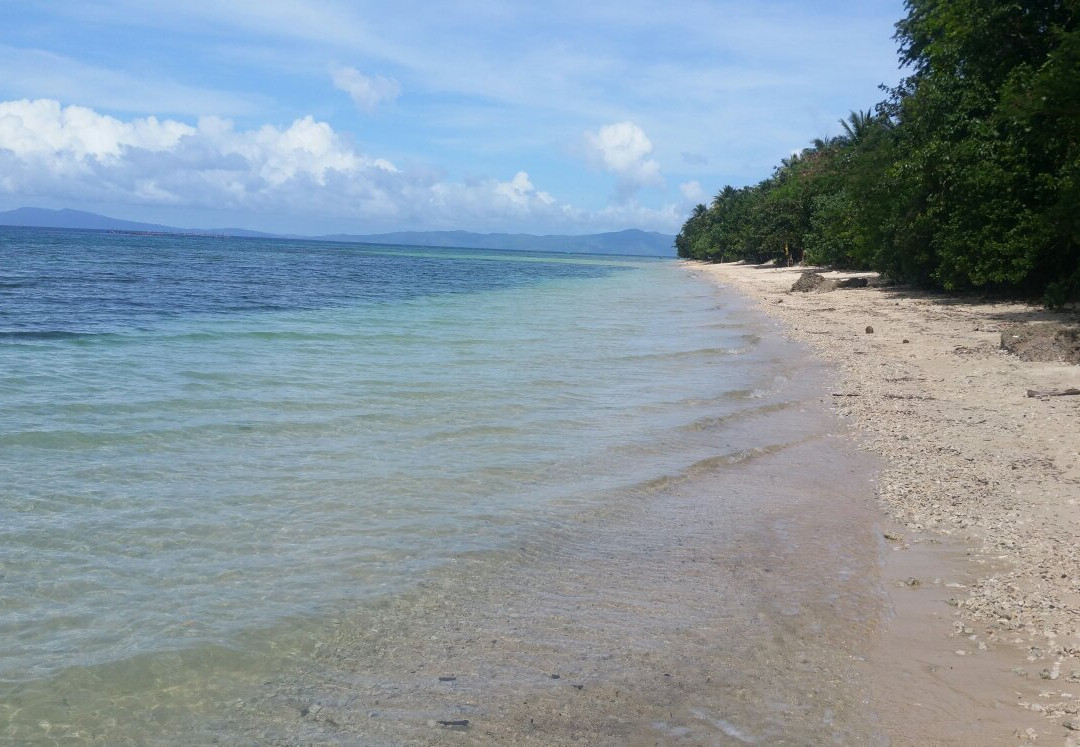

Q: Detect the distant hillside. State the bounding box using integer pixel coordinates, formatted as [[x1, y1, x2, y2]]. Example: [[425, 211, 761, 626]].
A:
[[0, 207, 277, 238], [319, 229, 675, 257], [0, 207, 676, 256]]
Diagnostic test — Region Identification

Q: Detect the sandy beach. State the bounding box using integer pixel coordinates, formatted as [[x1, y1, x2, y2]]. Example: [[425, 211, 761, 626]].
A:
[[692, 261, 1080, 744]]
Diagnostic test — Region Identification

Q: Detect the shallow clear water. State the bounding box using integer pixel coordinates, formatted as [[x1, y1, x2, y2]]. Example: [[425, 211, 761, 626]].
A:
[[0, 228, 884, 742]]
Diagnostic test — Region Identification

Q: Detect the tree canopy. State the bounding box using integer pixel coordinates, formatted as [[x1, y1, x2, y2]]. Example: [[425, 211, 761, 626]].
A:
[[676, 0, 1080, 305]]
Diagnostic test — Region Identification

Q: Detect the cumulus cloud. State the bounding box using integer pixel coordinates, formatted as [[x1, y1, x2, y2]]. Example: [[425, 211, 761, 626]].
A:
[[0, 98, 671, 233], [332, 67, 401, 113], [493, 171, 555, 207], [0, 98, 399, 212], [679, 180, 706, 203], [583, 121, 662, 200]]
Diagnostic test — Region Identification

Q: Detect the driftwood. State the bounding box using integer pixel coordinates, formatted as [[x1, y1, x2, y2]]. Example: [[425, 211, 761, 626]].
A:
[[1026, 388, 1080, 398]]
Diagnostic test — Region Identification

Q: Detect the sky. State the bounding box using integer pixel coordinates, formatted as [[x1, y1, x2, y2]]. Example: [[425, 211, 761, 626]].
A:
[[0, 1, 906, 236]]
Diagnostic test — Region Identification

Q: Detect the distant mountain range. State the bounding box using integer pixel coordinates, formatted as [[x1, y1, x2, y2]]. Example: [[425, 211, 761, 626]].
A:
[[0, 207, 283, 239], [0, 207, 676, 257]]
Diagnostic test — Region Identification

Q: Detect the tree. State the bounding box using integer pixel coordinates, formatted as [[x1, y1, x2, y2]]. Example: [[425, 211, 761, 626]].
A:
[[837, 109, 876, 145], [679, 0, 1080, 303]]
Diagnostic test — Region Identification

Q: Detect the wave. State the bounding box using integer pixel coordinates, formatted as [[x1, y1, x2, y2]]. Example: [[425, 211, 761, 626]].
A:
[[631, 438, 816, 495], [679, 400, 798, 432], [614, 339, 761, 363], [0, 330, 93, 340]]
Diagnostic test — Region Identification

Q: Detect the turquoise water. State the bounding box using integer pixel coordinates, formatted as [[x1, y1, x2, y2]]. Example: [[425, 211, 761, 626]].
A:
[[0, 228, 841, 740]]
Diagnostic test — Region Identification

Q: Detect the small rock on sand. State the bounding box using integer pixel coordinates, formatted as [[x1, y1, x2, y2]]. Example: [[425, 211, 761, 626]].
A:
[[836, 277, 869, 289]]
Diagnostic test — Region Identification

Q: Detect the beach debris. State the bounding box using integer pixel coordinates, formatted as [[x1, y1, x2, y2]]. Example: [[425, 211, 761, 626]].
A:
[[830, 392, 860, 397], [790, 272, 834, 293], [865, 325, 874, 334], [905, 577, 922, 587], [1001, 323, 1080, 364], [550, 674, 560, 679], [438, 675, 457, 682], [1026, 388, 1080, 398], [883, 531, 903, 541], [434, 719, 470, 728], [902, 339, 910, 343]]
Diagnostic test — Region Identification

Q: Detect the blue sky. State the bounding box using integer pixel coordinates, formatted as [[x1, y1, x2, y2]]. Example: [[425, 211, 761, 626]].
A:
[[0, 1, 906, 235]]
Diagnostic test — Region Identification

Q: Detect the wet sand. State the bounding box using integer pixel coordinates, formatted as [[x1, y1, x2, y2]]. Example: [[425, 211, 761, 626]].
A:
[[693, 261, 1080, 744]]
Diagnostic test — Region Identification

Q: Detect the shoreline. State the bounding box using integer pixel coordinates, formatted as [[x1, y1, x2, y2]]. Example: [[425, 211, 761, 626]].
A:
[[189, 267, 898, 743], [690, 260, 1080, 743]]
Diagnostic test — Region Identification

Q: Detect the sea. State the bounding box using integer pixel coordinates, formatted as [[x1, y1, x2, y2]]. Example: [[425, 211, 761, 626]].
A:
[[0, 226, 887, 743]]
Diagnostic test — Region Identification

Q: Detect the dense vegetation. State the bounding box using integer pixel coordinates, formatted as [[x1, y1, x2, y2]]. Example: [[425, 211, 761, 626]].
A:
[[676, 0, 1080, 305]]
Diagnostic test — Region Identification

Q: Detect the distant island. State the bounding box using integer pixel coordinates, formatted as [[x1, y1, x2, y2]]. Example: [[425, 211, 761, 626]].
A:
[[0, 207, 676, 257]]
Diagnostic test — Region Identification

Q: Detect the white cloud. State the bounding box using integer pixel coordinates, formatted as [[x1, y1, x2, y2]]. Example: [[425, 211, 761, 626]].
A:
[[583, 121, 662, 200], [493, 171, 555, 207], [0, 98, 679, 234], [0, 99, 195, 159], [332, 66, 401, 113], [0, 98, 397, 212], [679, 180, 706, 203]]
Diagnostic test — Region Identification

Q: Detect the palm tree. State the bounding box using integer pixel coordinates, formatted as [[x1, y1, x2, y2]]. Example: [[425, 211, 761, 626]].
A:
[[779, 151, 802, 171], [838, 109, 875, 145], [711, 185, 739, 211]]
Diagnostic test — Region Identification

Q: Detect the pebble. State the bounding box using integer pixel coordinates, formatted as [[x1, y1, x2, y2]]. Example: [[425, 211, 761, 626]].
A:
[[865, 325, 874, 334]]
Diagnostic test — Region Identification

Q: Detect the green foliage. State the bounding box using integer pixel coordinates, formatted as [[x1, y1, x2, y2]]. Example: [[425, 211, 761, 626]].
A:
[[676, 0, 1080, 304]]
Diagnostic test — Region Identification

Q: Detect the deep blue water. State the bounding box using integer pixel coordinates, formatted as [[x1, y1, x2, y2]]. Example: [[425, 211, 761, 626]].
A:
[[0, 227, 622, 339]]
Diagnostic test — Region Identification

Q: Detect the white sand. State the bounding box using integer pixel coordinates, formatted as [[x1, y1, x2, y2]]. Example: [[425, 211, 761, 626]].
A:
[[692, 260, 1080, 743]]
